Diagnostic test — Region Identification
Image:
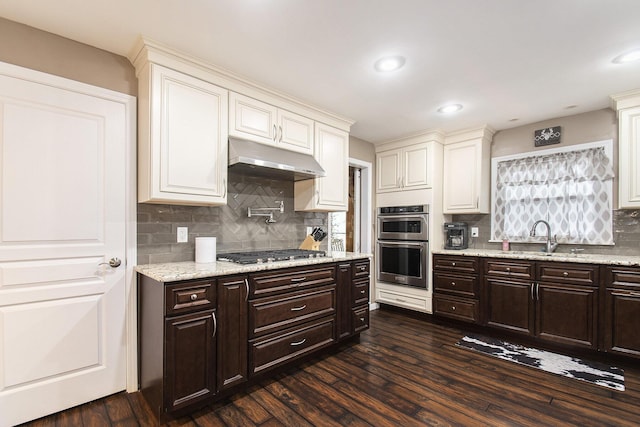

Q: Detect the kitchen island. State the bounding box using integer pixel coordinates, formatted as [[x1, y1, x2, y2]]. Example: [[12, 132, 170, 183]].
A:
[[135, 251, 371, 423]]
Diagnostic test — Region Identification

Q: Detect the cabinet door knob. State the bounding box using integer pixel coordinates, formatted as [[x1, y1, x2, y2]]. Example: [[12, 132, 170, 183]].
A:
[[563, 271, 569, 277], [452, 262, 456, 266], [451, 306, 456, 311], [360, 317, 365, 322], [190, 293, 198, 301], [451, 282, 456, 286], [506, 267, 511, 273], [360, 290, 366, 294]]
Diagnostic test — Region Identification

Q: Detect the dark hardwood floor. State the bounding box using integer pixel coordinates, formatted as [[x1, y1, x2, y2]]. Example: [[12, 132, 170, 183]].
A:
[[20, 308, 640, 426]]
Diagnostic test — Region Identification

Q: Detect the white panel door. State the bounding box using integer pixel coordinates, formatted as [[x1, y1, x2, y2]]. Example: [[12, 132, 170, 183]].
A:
[[443, 140, 480, 212], [315, 123, 348, 210], [228, 91, 277, 144], [403, 142, 431, 189], [376, 149, 401, 193], [278, 109, 314, 154], [0, 67, 129, 426]]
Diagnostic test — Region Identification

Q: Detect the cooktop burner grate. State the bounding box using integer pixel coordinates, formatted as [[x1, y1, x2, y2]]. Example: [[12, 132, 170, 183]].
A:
[[217, 249, 327, 264]]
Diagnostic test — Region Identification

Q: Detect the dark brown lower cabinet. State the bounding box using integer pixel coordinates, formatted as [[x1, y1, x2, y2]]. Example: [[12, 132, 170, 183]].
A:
[[484, 259, 598, 350], [165, 310, 216, 412], [336, 263, 353, 340], [217, 275, 248, 391], [536, 282, 598, 348], [139, 258, 371, 422], [485, 278, 534, 335], [604, 266, 640, 358]]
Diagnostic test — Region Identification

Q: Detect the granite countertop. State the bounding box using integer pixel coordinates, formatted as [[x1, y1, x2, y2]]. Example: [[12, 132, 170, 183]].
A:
[[431, 248, 640, 267], [135, 251, 372, 282]]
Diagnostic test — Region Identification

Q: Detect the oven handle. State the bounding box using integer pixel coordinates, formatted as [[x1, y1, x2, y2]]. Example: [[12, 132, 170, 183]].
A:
[[378, 214, 428, 221], [377, 240, 428, 248]]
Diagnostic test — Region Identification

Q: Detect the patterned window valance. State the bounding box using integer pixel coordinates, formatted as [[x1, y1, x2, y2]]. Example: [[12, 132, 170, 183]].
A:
[[492, 144, 614, 245]]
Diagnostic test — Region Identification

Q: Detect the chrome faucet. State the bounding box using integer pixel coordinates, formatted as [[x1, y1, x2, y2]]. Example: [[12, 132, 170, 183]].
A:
[[529, 219, 558, 254]]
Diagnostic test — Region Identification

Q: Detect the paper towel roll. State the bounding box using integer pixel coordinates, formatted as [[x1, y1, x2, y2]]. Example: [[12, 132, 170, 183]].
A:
[[195, 237, 217, 263]]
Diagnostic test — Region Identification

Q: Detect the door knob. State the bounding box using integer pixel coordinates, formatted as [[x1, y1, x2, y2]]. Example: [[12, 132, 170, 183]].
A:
[[99, 257, 121, 268]]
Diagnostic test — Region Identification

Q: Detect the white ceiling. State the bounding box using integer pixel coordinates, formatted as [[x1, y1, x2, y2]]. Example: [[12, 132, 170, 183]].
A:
[[1, 0, 639, 144]]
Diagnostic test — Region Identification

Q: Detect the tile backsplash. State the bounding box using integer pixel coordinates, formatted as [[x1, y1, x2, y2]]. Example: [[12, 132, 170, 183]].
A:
[[137, 171, 328, 264], [453, 209, 640, 256]]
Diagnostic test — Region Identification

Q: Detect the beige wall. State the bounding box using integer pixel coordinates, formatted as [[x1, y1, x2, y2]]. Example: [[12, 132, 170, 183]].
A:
[[0, 17, 137, 95], [492, 108, 617, 158]]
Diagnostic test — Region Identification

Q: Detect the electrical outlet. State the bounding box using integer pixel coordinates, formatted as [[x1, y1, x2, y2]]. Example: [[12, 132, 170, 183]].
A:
[[177, 227, 188, 243], [306, 226, 313, 235], [471, 227, 479, 238]]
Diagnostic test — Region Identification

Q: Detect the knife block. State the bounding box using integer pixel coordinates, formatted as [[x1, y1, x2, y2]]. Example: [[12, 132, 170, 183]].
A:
[[299, 235, 321, 251]]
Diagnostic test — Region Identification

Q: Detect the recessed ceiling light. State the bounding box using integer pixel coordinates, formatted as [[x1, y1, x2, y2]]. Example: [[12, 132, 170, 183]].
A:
[[612, 49, 640, 64], [509, 118, 519, 122], [437, 104, 463, 114], [374, 56, 406, 72], [565, 105, 578, 109]]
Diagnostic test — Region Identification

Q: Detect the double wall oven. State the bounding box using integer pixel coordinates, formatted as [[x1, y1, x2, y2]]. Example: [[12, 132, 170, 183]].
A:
[[377, 205, 429, 289]]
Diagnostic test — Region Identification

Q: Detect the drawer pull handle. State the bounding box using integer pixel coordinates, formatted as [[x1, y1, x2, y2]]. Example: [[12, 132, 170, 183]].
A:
[[396, 298, 406, 302], [290, 338, 306, 346], [563, 272, 569, 277], [360, 266, 367, 271], [291, 277, 306, 283], [291, 305, 307, 311], [190, 294, 198, 301]]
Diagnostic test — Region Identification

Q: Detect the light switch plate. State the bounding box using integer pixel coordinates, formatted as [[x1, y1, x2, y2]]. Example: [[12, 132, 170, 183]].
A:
[[177, 227, 188, 243], [471, 227, 479, 237]]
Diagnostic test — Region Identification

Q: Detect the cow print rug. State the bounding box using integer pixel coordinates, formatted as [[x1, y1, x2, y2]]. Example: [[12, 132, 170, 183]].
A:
[[456, 334, 625, 391]]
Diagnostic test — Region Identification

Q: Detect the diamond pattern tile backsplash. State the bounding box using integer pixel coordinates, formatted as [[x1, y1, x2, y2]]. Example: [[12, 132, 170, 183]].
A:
[[137, 171, 328, 265]]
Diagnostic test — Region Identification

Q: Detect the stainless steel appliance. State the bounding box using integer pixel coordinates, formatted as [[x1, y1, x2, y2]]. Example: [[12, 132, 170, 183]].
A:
[[218, 249, 326, 264], [444, 222, 469, 250], [377, 205, 429, 288]]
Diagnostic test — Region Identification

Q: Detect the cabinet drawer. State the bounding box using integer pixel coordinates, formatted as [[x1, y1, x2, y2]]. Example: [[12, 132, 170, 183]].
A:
[[537, 263, 598, 286], [352, 260, 370, 278], [249, 285, 336, 338], [352, 306, 369, 333], [433, 273, 477, 297], [433, 295, 479, 323], [165, 279, 216, 315], [607, 266, 640, 290], [485, 259, 533, 280], [433, 255, 478, 274], [250, 318, 335, 375], [352, 278, 370, 306], [250, 265, 336, 298]]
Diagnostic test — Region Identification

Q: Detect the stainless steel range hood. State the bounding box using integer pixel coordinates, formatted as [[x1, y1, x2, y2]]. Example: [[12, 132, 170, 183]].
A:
[[228, 137, 325, 181]]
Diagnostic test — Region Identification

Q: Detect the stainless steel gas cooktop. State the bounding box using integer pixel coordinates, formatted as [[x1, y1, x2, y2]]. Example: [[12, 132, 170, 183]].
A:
[[217, 249, 327, 265]]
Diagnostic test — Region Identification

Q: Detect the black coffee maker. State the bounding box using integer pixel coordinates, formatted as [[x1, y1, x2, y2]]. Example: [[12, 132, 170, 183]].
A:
[[444, 222, 469, 250]]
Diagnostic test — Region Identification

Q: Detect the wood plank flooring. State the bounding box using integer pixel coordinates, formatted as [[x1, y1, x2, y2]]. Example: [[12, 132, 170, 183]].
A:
[[19, 308, 640, 426]]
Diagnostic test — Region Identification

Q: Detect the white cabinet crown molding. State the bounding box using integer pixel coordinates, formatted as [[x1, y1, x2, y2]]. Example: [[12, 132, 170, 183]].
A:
[[128, 36, 354, 132], [611, 88, 640, 112]]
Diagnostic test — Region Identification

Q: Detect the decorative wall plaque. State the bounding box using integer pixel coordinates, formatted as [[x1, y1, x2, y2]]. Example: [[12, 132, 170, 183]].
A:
[[534, 126, 561, 146]]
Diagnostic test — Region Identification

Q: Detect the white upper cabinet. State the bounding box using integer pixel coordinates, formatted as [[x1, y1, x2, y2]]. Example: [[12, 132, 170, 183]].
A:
[[612, 90, 640, 209], [376, 142, 431, 193], [138, 64, 228, 206], [295, 123, 349, 211], [443, 126, 493, 214], [229, 92, 314, 155]]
